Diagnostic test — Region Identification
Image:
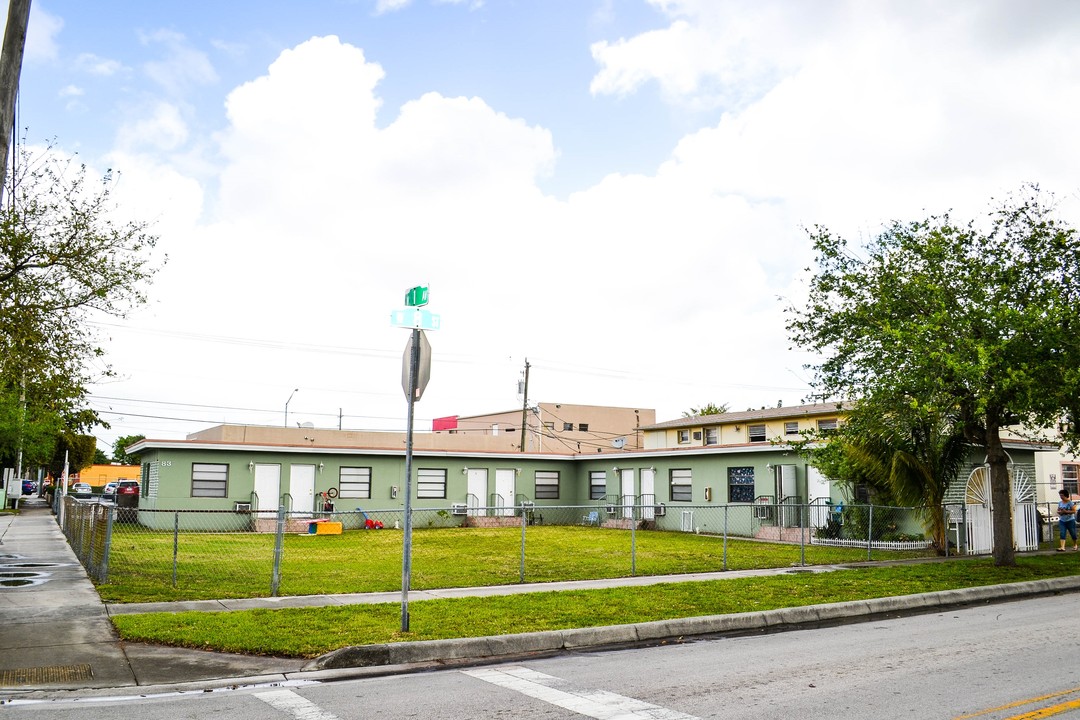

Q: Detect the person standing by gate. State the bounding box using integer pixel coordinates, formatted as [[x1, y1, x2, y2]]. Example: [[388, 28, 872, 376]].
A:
[[1057, 488, 1078, 551]]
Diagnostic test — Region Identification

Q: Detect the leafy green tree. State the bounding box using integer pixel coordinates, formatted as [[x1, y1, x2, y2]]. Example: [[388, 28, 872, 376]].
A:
[[93, 448, 109, 465], [112, 434, 145, 465], [787, 187, 1080, 566], [0, 385, 62, 467], [50, 432, 97, 478], [0, 144, 161, 469], [682, 402, 729, 418]]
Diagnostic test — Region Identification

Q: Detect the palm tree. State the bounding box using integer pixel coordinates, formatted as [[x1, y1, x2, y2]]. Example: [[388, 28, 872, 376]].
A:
[[836, 402, 968, 553]]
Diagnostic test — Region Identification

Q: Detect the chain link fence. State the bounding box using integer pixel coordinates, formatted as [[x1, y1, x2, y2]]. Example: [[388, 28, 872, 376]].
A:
[[55, 498, 1048, 603]]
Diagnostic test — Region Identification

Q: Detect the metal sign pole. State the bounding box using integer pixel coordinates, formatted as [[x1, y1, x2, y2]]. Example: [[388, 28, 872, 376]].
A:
[[401, 327, 420, 633]]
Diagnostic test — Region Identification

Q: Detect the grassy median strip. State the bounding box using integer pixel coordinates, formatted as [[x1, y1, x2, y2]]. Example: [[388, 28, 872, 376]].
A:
[[111, 555, 1080, 658]]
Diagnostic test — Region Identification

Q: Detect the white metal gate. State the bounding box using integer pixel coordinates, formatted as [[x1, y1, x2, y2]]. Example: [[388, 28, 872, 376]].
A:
[[965, 465, 1037, 554], [1012, 469, 1038, 551]]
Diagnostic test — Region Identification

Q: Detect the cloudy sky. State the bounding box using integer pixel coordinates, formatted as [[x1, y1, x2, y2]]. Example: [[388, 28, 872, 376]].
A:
[[16, 0, 1080, 453]]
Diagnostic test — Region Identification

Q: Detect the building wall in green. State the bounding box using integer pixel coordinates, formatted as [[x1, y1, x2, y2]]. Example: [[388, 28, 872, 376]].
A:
[[136, 447, 584, 512], [132, 444, 1042, 521]]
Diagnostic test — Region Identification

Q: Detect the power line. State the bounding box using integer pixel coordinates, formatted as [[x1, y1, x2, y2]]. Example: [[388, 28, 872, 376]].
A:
[[92, 321, 811, 395]]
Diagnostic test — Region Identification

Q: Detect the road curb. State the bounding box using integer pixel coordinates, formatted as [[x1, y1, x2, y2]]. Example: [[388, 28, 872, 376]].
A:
[[305, 575, 1080, 671]]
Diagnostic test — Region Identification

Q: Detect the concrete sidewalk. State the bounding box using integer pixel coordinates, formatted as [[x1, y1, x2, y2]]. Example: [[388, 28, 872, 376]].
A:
[[0, 497, 307, 694], [2, 495, 1078, 700]]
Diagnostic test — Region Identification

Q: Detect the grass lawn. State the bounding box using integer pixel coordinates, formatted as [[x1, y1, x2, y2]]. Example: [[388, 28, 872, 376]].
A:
[[100, 525, 932, 603], [110, 554, 1080, 658]]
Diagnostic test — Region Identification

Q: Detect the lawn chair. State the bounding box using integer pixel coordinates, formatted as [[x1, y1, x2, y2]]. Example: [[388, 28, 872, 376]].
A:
[[582, 510, 599, 526]]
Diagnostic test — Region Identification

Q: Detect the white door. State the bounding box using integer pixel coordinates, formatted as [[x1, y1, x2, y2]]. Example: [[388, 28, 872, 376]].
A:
[[290, 464, 316, 515], [640, 468, 656, 520], [495, 469, 515, 517], [776, 465, 797, 499], [467, 468, 488, 516], [807, 466, 831, 529], [620, 468, 635, 519], [777, 465, 798, 527], [807, 466, 830, 502], [254, 464, 281, 518]]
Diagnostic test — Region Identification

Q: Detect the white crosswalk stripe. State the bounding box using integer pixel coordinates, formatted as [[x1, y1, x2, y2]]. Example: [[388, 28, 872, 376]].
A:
[[463, 666, 700, 719], [254, 689, 341, 720]]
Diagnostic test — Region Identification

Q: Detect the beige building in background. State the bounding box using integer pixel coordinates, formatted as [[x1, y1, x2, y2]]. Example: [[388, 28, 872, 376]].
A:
[[187, 403, 655, 455], [642, 403, 845, 450], [442, 403, 654, 453]]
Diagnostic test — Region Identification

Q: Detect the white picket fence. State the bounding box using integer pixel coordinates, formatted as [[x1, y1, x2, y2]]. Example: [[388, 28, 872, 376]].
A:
[[810, 537, 932, 551]]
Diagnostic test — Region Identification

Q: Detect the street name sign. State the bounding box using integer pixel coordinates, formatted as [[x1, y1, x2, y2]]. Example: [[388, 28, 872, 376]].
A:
[[390, 308, 441, 330]]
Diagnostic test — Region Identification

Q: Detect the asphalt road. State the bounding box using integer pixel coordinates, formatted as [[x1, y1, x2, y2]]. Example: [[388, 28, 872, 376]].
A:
[[7, 593, 1080, 719]]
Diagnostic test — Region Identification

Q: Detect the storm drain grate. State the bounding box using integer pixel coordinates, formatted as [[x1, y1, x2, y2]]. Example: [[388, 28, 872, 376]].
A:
[[0, 664, 93, 686]]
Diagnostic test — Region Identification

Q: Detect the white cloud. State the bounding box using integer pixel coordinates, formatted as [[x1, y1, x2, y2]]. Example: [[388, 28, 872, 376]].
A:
[[89, 3, 1080, 444], [115, 102, 189, 153], [140, 29, 218, 95], [74, 52, 126, 77], [110, 33, 807, 432], [25, 5, 62, 63], [375, 0, 479, 15], [434, 0, 483, 8], [594, 0, 1080, 230], [58, 84, 83, 98], [375, 0, 412, 14], [590, 0, 829, 108]]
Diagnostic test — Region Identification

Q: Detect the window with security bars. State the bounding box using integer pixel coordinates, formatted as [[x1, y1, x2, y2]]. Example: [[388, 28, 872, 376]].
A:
[[535, 470, 560, 499], [728, 466, 755, 502], [589, 471, 606, 500], [191, 463, 228, 498], [1063, 464, 1079, 495], [670, 469, 692, 502], [417, 468, 447, 499], [339, 467, 371, 499]]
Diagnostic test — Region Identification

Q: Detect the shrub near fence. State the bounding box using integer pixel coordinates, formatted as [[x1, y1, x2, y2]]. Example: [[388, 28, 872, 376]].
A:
[[58, 502, 942, 604]]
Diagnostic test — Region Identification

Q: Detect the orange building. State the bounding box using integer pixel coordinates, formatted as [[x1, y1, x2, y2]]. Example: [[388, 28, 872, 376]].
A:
[[73, 464, 141, 490]]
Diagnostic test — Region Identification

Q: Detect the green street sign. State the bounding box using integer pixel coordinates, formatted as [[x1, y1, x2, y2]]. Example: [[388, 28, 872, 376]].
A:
[[405, 285, 429, 307]]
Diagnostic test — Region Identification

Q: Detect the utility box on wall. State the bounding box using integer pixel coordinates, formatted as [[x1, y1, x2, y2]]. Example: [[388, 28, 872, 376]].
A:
[[704, 487, 712, 502]]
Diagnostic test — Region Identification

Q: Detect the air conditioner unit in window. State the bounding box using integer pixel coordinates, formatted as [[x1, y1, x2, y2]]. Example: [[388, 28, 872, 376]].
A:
[[450, 503, 468, 516], [654, 503, 666, 517], [234, 502, 251, 513]]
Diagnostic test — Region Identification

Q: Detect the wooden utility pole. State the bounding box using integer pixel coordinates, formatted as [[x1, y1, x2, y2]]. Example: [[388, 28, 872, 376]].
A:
[[0, 0, 31, 205], [518, 359, 530, 452]]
